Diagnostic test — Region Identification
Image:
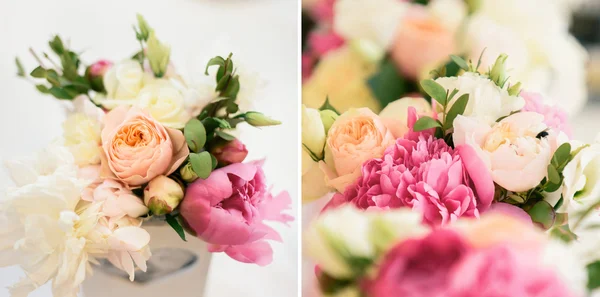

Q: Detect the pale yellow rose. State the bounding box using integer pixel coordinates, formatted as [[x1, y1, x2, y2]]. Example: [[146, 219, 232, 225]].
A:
[[100, 59, 152, 109], [63, 96, 105, 166], [303, 46, 380, 113], [302, 148, 332, 203], [379, 97, 432, 138], [320, 108, 395, 193], [136, 79, 191, 129]]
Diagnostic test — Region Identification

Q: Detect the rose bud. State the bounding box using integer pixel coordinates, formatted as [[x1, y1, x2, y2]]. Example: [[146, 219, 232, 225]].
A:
[[143, 175, 184, 216], [211, 138, 248, 166], [180, 162, 199, 183], [86, 60, 113, 92]]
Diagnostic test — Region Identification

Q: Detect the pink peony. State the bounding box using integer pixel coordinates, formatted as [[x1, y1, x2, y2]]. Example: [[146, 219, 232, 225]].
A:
[[308, 30, 345, 57], [329, 109, 494, 226], [447, 245, 577, 297], [366, 229, 471, 297], [82, 178, 148, 221], [521, 91, 572, 138], [180, 161, 293, 266]]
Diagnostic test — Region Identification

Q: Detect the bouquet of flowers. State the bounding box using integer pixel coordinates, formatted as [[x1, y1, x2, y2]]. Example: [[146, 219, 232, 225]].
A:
[[1, 15, 293, 297], [302, 53, 600, 295], [302, 0, 587, 115]]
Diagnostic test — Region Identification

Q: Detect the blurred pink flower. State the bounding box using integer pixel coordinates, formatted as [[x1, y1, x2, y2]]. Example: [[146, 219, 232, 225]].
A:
[[302, 54, 315, 81], [312, 0, 336, 23], [89, 60, 113, 77], [180, 161, 293, 266], [308, 31, 345, 57], [447, 245, 576, 297], [366, 229, 471, 297], [211, 139, 248, 166], [329, 109, 494, 226], [521, 91, 572, 138]]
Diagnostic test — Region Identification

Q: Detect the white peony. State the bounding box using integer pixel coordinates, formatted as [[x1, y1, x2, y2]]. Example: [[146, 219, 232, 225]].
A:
[[136, 78, 192, 129], [435, 73, 525, 125], [62, 96, 104, 166], [334, 0, 408, 51], [464, 0, 588, 115], [99, 59, 152, 109], [0, 146, 151, 296]]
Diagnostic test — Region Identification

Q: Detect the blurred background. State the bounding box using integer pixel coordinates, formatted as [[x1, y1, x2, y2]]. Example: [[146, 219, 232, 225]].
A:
[[572, 0, 600, 142], [0, 0, 298, 296]]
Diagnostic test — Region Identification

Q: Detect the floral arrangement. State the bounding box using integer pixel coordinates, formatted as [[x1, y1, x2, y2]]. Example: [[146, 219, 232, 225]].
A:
[[1, 15, 293, 296], [301, 0, 587, 116], [302, 53, 600, 295]]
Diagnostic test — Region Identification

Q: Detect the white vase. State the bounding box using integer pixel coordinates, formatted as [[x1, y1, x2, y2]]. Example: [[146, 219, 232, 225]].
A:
[[82, 222, 212, 297]]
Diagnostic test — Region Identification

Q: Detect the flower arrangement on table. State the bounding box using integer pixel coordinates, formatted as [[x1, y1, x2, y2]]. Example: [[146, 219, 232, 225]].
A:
[[1, 15, 293, 297], [302, 53, 600, 296], [301, 0, 587, 116]]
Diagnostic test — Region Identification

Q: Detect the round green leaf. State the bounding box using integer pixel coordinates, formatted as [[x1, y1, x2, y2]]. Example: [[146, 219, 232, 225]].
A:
[[527, 200, 556, 230], [189, 152, 213, 179], [184, 119, 206, 153]]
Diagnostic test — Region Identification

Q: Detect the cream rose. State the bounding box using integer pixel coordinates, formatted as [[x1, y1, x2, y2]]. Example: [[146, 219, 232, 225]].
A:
[[391, 5, 457, 79], [453, 112, 556, 192], [303, 46, 380, 113], [100, 59, 150, 109], [435, 73, 525, 125], [136, 79, 191, 129], [302, 148, 332, 203], [62, 97, 105, 166], [379, 97, 432, 138], [320, 108, 395, 193], [100, 106, 189, 186], [561, 141, 600, 215]]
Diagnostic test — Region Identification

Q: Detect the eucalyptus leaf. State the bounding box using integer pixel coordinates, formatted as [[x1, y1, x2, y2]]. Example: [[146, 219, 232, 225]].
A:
[[216, 130, 236, 141], [552, 143, 571, 168], [527, 200, 556, 230], [544, 181, 561, 193], [210, 153, 218, 170], [165, 214, 187, 242], [35, 85, 50, 93], [450, 55, 469, 71], [189, 151, 213, 179], [587, 261, 600, 290], [413, 116, 441, 132], [547, 164, 561, 184], [184, 119, 207, 153], [443, 94, 469, 130], [49, 87, 73, 100], [420, 79, 447, 106], [30, 66, 47, 78]]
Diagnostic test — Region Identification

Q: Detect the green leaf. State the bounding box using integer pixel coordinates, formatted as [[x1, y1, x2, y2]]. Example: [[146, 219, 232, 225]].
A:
[[443, 94, 469, 130], [221, 75, 240, 99], [588, 261, 600, 290], [447, 89, 459, 102], [46, 70, 60, 86], [30, 66, 47, 78], [413, 116, 441, 132], [475, 48, 487, 71], [15, 57, 25, 77], [210, 153, 218, 170], [554, 196, 564, 211], [420, 79, 447, 106], [35, 85, 50, 93], [551, 224, 577, 243], [165, 214, 187, 242], [367, 58, 410, 109], [205, 56, 226, 75], [527, 200, 556, 230], [136, 14, 152, 41], [49, 87, 73, 100], [547, 164, 561, 184], [189, 151, 213, 179], [216, 54, 234, 82], [184, 119, 207, 153], [216, 130, 236, 141], [226, 102, 239, 114], [319, 97, 339, 114], [48, 36, 65, 55], [544, 181, 562, 193], [450, 55, 469, 71], [552, 143, 571, 168]]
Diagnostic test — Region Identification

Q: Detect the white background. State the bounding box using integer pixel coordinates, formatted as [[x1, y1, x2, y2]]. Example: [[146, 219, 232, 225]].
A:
[[0, 0, 299, 296]]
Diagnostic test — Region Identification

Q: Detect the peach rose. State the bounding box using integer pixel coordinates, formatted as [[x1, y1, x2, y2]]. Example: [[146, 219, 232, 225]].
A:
[[320, 108, 395, 193], [379, 97, 432, 138], [100, 106, 189, 186], [391, 6, 456, 79]]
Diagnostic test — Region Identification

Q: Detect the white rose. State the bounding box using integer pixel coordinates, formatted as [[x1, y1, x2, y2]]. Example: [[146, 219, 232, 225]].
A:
[[136, 79, 192, 129], [435, 73, 525, 125], [62, 96, 104, 166], [100, 59, 151, 109], [561, 141, 600, 216], [334, 0, 408, 51], [302, 105, 326, 158]]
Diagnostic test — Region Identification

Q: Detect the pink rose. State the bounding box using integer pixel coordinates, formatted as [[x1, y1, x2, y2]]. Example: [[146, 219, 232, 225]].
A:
[[82, 179, 149, 220], [89, 60, 113, 77], [100, 106, 189, 186], [366, 229, 471, 297], [391, 6, 456, 79], [308, 30, 345, 57], [329, 109, 494, 226], [180, 161, 293, 266], [453, 112, 558, 192], [521, 91, 573, 138], [210, 138, 248, 166], [447, 245, 577, 297]]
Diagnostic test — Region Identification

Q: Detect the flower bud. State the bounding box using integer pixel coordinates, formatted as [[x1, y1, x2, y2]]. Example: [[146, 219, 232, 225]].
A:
[[319, 109, 338, 135], [136, 14, 152, 41], [146, 31, 171, 78], [143, 175, 184, 215], [180, 162, 199, 183], [489, 53, 508, 87], [508, 82, 522, 96], [244, 111, 282, 127], [86, 60, 113, 92], [211, 138, 248, 166], [302, 105, 326, 158]]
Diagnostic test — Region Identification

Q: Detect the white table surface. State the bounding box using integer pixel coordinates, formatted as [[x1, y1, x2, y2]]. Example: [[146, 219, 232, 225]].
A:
[[0, 0, 300, 296]]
